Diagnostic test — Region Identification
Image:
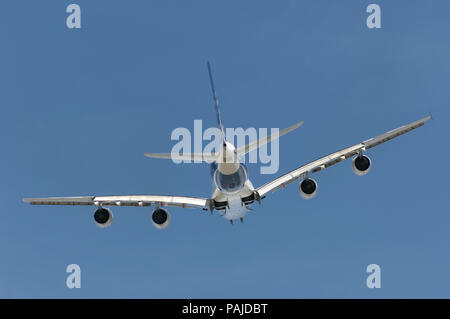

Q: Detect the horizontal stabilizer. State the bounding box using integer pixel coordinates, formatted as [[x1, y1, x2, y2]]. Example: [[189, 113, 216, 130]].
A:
[[236, 120, 304, 157], [144, 152, 218, 162]]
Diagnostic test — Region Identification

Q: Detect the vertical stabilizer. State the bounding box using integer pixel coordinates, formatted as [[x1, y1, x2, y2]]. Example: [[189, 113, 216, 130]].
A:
[[207, 61, 226, 142]]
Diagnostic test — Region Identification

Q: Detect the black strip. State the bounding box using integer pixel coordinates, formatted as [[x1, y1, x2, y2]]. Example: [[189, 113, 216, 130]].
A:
[[1, 299, 448, 317]]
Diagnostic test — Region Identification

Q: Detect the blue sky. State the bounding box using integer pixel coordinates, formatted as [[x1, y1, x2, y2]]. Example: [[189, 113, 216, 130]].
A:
[[1, 1, 449, 298]]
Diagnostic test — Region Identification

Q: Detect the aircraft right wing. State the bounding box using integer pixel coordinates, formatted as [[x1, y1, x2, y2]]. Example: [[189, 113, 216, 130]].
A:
[[256, 116, 431, 198]]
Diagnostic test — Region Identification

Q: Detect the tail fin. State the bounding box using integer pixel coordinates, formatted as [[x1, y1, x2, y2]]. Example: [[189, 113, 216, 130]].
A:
[[207, 61, 225, 141], [235, 120, 304, 157]]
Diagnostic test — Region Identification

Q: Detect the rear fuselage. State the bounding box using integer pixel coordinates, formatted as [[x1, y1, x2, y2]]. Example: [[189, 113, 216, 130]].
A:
[[209, 141, 255, 221]]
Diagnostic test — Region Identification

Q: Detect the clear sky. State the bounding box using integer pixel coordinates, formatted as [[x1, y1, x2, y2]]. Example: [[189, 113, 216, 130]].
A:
[[1, 0, 449, 298]]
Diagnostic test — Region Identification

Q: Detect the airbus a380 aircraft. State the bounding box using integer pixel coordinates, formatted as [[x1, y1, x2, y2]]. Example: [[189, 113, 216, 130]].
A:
[[23, 63, 431, 229]]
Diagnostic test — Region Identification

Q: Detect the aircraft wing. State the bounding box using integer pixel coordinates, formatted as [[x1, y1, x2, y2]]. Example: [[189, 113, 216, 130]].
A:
[[256, 116, 431, 198], [22, 194, 209, 209]]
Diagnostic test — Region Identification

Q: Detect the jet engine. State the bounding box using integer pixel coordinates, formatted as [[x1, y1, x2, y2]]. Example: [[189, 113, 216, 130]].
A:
[[152, 208, 171, 229], [352, 155, 371, 176], [94, 207, 113, 228], [299, 178, 318, 199]]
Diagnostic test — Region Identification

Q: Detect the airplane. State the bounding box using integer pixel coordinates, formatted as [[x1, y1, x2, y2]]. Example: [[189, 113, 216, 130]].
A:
[[23, 62, 431, 229]]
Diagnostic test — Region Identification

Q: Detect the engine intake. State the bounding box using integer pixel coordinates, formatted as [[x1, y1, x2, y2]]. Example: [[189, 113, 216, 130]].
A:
[[299, 178, 318, 199], [152, 208, 171, 229], [352, 155, 371, 176], [94, 207, 113, 228]]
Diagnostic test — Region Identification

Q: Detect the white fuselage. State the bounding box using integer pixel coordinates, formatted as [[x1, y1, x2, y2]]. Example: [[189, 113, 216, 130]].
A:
[[210, 141, 255, 221]]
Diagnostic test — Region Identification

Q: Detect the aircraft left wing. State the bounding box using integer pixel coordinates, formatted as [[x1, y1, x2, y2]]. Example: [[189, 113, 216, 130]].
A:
[[22, 194, 209, 209], [256, 116, 431, 198]]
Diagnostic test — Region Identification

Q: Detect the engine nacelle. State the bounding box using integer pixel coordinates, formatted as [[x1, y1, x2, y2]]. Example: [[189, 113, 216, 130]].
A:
[[352, 155, 371, 176], [94, 207, 113, 228], [152, 208, 171, 229], [299, 178, 318, 199]]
